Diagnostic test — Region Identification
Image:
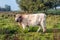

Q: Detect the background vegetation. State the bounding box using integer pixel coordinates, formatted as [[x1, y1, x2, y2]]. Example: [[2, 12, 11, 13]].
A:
[[0, 12, 60, 40], [0, 5, 11, 11], [16, 0, 60, 13]]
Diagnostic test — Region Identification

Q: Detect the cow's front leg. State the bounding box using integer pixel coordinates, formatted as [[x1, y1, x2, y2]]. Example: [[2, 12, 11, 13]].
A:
[[21, 23, 26, 30], [26, 25, 30, 31]]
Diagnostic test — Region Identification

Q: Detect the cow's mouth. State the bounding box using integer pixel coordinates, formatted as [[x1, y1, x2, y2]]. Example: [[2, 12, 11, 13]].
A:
[[16, 18, 23, 23]]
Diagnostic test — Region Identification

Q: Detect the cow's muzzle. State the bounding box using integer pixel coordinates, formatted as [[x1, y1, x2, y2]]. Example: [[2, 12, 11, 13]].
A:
[[16, 19, 19, 22], [15, 18, 22, 22]]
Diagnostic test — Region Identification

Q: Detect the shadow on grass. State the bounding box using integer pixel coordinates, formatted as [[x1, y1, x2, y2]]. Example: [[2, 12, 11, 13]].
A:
[[45, 28, 60, 33], [28, 28, 60, 33]]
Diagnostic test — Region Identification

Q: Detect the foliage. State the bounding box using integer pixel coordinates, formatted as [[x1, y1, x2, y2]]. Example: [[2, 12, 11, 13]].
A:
[[16, 0, 55, 12], [0, 5, 11, 11]]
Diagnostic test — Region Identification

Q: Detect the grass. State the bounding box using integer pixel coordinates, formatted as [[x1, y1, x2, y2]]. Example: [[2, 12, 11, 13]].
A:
[[0, 12, 60, 40]]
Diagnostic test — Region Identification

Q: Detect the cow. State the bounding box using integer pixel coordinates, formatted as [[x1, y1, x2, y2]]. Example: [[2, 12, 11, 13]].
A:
[[15, 13, 46, 32]]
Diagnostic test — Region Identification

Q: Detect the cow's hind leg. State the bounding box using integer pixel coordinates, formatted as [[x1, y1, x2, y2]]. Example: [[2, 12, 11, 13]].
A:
[[37, 26, 41, 32], [40, 20, 46, 33], [21, 23, 26, 30]]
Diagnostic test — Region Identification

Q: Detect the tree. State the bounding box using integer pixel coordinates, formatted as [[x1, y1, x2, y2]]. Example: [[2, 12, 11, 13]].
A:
[[5, 5, 11, 11], [16, 0, 54, 13], [0, 5, 11, 11]]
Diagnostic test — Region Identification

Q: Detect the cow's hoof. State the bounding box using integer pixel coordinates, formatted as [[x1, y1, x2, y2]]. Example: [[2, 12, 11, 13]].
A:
[[43, 31, 46, 33], [43, 29, 46, 33], [37, 31, 40, 33]]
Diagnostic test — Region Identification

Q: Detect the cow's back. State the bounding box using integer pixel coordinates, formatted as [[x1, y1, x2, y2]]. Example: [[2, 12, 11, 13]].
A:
[[24, 13, 46, 26]]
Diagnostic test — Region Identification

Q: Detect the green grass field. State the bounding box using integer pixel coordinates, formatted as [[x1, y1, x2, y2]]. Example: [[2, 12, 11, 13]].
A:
[[0, 12, 60, 40]]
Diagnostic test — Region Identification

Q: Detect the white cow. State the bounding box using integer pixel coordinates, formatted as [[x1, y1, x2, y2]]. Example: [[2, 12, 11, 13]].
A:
[[15, 13, 46, 32]]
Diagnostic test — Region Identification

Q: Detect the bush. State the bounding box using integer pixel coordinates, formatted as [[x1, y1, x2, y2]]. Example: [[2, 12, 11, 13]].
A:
[[0, 25, 21, 34]]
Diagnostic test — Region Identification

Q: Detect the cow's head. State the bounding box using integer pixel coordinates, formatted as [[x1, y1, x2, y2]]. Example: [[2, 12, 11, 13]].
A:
[[15, 14, 23, 23]]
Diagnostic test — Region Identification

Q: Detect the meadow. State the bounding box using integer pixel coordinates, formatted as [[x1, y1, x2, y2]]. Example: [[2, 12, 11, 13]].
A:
[[0, 12, 60, 40]]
